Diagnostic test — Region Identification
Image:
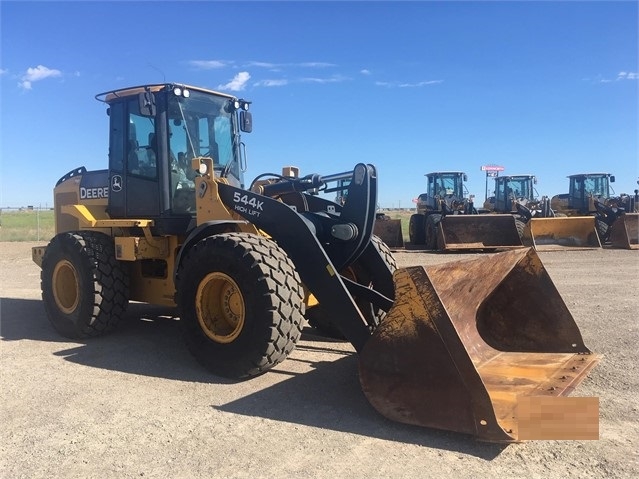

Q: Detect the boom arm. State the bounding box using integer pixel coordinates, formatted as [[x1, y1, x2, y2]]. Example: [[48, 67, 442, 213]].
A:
[[216, 163, 393, 351]]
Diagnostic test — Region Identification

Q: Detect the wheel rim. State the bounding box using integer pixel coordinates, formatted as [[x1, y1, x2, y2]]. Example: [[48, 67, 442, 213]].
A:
[[52, 260, 80, 314], [196, 272, 245, 343]]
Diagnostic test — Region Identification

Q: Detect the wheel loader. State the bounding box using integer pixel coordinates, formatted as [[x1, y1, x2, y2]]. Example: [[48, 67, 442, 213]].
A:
[[487, 175, 600, 250], [593, 188, 639, 249], [551, 172, 637, 249], [409, 172, 522, 251], [32, 83, 599, 442]]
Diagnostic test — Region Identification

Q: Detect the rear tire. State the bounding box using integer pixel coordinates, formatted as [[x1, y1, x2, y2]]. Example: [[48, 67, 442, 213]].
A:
[[40, 231, 130, 338], [176, 233, 305, 379], [409, 214, 425, 245], [306, 235, 397, 339], [425, 214, 441, 250]]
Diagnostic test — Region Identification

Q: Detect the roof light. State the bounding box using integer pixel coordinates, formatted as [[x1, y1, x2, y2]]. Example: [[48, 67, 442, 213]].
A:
[[173, 87, 190, 98]]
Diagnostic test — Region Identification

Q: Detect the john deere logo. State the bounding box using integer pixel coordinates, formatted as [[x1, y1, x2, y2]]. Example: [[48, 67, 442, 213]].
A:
[[111, 175, 123, 192]]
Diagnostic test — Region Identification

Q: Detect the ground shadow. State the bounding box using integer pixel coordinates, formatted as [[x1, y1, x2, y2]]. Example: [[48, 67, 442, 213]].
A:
[[0, 297, 222, 383], [1, 296, 507, 458], [215, 346, 507, 459]]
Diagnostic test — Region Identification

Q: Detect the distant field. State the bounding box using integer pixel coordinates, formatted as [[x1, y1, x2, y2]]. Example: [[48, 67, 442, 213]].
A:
[[0, 209, 55, 242], [0, 208, 415, 243]]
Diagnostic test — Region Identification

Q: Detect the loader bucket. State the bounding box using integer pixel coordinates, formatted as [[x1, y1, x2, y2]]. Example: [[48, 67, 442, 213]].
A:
[[359, 248, 600, 442], [373, 218, 405, 249], [522, 217, 601, 251], [608, 213, 639, 249], [437, 215, 523, 251]]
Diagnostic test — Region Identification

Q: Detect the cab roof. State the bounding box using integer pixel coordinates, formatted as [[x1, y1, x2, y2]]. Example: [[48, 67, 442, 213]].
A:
[[95, 82, 237, 103], [566, 173, 612, 178], [425, 171, 466, 176]]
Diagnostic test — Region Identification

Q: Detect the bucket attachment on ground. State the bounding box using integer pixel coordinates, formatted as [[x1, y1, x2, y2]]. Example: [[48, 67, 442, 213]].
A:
[[437, 215, 523, 251], [373, 218, 404, 249], [608, 213, 639, 249], [522, 217, 601, 251], [358, 247, 600, 442]]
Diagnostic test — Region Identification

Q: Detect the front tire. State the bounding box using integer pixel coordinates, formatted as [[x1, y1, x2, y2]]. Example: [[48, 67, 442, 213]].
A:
[[596, 218, 610, 243], [425, 214, 441, 250], [514, 218, 527, 240], [176, 233, 305, 379], [40, 231, 129, 338], [409, 214, 426, 245]]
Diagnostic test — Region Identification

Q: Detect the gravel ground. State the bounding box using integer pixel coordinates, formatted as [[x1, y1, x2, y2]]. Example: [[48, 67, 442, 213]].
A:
[[1, 241, 638, 479]]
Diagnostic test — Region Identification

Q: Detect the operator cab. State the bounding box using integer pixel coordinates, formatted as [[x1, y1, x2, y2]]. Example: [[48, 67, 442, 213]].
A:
[[97, 83, 252, 234], [426, 172, 467, 199], [567, 173, 614, 212], [494, 175, 537, 212]]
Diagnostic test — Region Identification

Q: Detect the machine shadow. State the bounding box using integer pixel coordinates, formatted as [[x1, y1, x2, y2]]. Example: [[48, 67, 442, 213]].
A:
[[214, 344, 506, 459], [1, 297, 506, 457], [0, 297, 228, 384]]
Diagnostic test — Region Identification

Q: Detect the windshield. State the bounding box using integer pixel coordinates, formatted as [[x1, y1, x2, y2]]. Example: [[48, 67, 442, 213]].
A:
[[503, 177, 533, 200], [429, 173, 464, 197], [581, 175, 609, 197], [167, 90, 238, 181]]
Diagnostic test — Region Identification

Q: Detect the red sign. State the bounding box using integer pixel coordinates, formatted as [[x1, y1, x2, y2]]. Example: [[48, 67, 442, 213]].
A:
[[481, 165, 505, 172]]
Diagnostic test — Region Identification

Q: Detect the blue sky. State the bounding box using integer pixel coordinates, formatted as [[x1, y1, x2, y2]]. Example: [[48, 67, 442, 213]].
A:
[[1, 0, 637, 209]]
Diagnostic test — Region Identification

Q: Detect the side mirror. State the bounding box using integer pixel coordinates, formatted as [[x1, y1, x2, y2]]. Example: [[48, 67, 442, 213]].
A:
[[610, 175, 615, 183], [240, 111, 252, 133], [463, 173, 468, 182], [533, 176, 537, 184], [138, 91, 156, 117]]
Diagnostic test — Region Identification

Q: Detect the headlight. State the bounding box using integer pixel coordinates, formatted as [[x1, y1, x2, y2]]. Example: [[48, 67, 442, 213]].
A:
[[173, 87, 190, 98]]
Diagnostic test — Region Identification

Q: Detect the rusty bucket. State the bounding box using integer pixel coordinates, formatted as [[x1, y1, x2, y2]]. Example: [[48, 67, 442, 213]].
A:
[[608, 213, 639, 249], [358, 248, 600, 442], [437, 215, 524, 251], [373, 218, 405, 249]]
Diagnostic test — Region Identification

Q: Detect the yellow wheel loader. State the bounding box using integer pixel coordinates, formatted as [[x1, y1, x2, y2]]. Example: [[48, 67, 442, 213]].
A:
[[550, 173, 614, 240], [593, 190, 639, 250], [551, 173, 639, 249], [32, 83, 599, 442], [489, 175, 600, 250], [409, 172, 522, 251]]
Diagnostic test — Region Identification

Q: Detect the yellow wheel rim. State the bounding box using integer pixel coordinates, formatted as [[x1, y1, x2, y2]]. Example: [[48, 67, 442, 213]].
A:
[[52, 260, 80, 314], [196, 272, 245, 343]]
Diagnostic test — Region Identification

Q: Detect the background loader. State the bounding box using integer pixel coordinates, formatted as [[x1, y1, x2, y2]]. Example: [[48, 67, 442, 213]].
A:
[[409, 171, 522, 251], [486, 175, 600, 250], [593, 186, 639, 249], [31, 83, 599, 442], [551, 172, 637, 249]]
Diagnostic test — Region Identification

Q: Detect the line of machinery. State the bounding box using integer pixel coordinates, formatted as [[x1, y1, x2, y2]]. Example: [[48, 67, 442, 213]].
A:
[[32, 82, 602, 442]]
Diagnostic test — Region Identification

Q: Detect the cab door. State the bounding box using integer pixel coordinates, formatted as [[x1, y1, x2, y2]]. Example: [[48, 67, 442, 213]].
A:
[[107, 96, 160, 218]]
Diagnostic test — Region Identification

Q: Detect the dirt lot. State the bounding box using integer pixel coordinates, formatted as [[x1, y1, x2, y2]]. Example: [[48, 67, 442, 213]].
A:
[[1, 241, 638, 479]]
